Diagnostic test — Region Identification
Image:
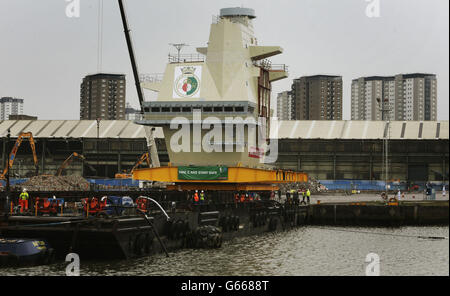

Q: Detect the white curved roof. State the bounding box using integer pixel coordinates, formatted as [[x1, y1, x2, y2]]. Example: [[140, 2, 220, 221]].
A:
[[0, 120, 164, 139], [0, 120, 447, 140], [272, 120, 449, 140]]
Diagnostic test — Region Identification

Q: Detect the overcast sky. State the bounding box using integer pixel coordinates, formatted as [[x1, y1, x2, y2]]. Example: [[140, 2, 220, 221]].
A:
[[0, 0, 448, 120]]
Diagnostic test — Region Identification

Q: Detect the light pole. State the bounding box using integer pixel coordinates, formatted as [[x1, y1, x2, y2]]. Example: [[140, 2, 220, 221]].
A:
[[5, 129, 11, 213], [377, 98, 391, 192], [96, 118, 101, 177]]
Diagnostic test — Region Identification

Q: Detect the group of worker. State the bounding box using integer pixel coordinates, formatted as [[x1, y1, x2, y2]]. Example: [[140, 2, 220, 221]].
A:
[[286, 188, 311, 204], [234, 192, 261, 203], [192, 190, 206, 204]]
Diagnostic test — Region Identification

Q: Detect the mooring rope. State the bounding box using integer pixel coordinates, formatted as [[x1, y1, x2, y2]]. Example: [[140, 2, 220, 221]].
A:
[[309, 226, 449, 240]]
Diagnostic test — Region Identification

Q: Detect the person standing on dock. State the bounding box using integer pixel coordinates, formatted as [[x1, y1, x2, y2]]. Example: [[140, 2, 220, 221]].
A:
[[306, 188, 311, 204], [200, 191, 205, 204], [443, 185, 447, 198], [235, 193, 240, 203], [19, 188, 29, 213], [193, 190, 199, 204]]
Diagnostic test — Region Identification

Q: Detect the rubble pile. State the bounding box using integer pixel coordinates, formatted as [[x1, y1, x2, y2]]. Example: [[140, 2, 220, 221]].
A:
[[278, 177, 328, 194], [16, 175, 90, 191]]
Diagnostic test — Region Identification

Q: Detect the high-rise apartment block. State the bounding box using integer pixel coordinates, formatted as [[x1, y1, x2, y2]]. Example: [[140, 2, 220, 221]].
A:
[[276, 91, 294, 120], [80, 73, 126, 120], [0, 97, 24, 120], [291, 75, 343, 120], [351, 73, 437, 121]]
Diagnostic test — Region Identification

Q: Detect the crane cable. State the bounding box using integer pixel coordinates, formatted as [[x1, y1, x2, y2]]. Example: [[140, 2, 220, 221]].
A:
[[308, 226, 449, 240]]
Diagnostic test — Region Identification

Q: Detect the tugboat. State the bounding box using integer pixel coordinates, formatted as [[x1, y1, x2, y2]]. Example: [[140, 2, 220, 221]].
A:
[[0, 238, 55, 267]]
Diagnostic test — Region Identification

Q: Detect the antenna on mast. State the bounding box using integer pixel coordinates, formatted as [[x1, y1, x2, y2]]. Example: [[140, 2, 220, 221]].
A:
[[169, 43, 189, 62]]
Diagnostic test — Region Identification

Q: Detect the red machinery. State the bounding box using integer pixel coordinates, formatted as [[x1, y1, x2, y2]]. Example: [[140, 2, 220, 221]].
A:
[[136, 197, 151, 213], [35, 198, 61, 216], [82, 197, 107, 216]]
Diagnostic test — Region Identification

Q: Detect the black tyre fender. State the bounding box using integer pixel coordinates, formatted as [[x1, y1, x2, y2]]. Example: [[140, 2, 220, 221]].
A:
[[234, 216, 240, 231], [269, 217, 278, 231], [254, 213, 260, 227], [47, 248, 56, 264], [223, 216, 229, 232], [134, 234, 146, 256], [178, 220, 186, 238], [198, 226, 208, 237], [144, 234, 153, 254]]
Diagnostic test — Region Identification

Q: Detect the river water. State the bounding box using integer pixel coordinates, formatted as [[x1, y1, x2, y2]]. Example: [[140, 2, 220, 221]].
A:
[[1, 226, 448, 276]]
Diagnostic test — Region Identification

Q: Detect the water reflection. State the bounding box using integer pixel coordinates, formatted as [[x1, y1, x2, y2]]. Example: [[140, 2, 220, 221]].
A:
[[1, 226, 448, 276]]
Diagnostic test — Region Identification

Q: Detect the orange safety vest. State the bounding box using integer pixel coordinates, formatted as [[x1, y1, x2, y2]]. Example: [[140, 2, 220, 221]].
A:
[[240, 194, 245, 203], [194, 193, 199, 202]]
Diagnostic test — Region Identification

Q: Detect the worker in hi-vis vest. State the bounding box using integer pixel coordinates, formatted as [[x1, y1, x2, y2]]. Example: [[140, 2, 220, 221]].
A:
[[200, 191, 205, 204], [19, 188, 29, 213], [306, 189, 311, 204], [193, 190, 199, 204]]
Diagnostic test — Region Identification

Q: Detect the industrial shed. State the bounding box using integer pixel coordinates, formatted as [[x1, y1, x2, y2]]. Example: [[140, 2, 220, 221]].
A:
[[0, 120, 448, 182]]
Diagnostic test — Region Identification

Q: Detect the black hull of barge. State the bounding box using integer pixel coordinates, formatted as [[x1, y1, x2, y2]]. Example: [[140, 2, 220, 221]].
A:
[[0, 203, 308, 261]]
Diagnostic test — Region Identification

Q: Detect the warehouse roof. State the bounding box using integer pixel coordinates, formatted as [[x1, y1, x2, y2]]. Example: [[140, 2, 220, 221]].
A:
[[0, 120, 164, 139], [273, 120, 449, 140], [0, 120, 448, 140]]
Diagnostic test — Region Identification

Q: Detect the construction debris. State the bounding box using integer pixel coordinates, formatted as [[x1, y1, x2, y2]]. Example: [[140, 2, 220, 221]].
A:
[[15, 175, 90, 192], [279, 177, 327, 194]]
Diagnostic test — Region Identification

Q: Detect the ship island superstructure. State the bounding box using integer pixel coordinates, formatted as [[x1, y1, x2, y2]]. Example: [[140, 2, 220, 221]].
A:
[[135, 7, 306, 189]]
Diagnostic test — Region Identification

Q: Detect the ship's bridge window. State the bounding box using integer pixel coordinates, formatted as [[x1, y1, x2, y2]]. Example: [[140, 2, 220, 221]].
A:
[[248, 106, 255, 113], [151, 107, 161, 112], [182, 107, 192, 112], [224, 107, 233, 112], [214, 107, 223, 112], [172, 107, 181, 112], [144, 107, 150, 112], [162, 107, 170, 112], [203, 107, 213, 112]]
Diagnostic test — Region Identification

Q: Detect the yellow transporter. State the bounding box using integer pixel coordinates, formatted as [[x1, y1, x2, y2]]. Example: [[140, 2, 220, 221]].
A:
[[134, 7, 307, 190]]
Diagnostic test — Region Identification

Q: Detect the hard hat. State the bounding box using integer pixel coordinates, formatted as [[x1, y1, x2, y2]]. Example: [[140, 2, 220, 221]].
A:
[[23, 188, 27, 192], [201, 190, 204, 193], [195, 190, 198, 193]]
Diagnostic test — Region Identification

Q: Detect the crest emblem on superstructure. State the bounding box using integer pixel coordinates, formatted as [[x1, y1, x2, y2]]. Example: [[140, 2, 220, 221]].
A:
[[173, 66, 202, 98]]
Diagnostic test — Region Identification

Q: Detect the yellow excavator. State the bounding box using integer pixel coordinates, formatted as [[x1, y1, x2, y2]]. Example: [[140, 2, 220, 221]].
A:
[[0, 132, 39, 180], [56, 152, 85, 176], [115, 152, 151, 179]]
